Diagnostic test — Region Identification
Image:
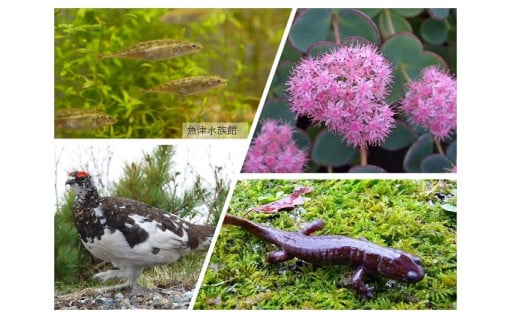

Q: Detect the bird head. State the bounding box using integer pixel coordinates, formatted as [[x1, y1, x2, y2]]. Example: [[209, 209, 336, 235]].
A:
[[66, 171, 97, 199]]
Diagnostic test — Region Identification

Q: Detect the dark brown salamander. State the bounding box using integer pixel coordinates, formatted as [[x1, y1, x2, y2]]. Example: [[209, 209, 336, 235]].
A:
[[223, 213, 424, 299]]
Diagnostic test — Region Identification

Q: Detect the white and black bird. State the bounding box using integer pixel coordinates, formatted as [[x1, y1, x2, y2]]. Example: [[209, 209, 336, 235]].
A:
[[65, 170, 216, 293]]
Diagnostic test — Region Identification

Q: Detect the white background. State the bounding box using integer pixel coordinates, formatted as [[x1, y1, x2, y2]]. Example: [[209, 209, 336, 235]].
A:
[[2, 0, 509, 316]]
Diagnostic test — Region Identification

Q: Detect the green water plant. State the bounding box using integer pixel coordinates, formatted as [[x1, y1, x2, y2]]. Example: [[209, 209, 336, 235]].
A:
[[54, 8, 290, 138]]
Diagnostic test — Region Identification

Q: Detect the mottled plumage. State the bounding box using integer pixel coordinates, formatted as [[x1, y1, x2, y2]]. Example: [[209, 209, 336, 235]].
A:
[[66, 171, 215, 292]]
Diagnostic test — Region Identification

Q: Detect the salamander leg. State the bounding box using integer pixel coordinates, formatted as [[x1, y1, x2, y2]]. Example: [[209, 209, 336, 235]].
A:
[[301, 220, 326, 235], [346, 266, 374, 301], [267, 250, 293, 263]]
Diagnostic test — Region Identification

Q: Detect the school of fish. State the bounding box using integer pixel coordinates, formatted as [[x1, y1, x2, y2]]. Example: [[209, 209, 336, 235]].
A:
[[58, 11, 228, 134]]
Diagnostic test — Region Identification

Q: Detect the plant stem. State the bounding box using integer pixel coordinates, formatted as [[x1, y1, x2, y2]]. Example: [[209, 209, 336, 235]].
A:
[[332, 13, 341, 44], [360, 146, 368, 166], [399, 64, 413, 83], [434, 139, 445, 155]]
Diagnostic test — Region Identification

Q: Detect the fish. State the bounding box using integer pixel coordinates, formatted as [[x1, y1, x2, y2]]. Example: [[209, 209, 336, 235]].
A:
[[143, 76, 227, 95], [100, 39, 203, 61], [159, 9, 220, 24], [55, 108, 117, 130]]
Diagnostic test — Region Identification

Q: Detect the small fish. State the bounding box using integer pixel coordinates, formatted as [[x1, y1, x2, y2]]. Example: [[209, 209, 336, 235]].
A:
[[100, 39, 203, 61], [143, 76, 227, 95], [159, 9, 220, 24], [55, 108, 117, 130]]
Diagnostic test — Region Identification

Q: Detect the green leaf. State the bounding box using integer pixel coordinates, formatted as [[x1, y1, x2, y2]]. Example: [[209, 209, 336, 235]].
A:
[[348, 165, 386, 173], [381, 32, 447, 103], [360, 9, 381, 18], [306, 41, 341, 57], [420, 154, 453, 173], [378, 9, 412, 39], [429, 8, 451, 20], [440, 203, 457, 213], [446, 140, 457, 164], [403, 133, 433, 172], [381, 120, 417, 151], [289, 9, 332, 52], [289, 9, 379, 52], [332, 9, 380, 45], [420, 18, 449, 45], [270, 61, 294, 97], [293, 128, 311, 153], [312, 129, 357, 167], [391, 9, 424, 17], [258, 99, 296, 128]]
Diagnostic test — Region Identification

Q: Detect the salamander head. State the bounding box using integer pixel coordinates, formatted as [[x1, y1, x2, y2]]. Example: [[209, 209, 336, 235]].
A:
[[378, 250, 425, 283], [393, 252, 425, 283]]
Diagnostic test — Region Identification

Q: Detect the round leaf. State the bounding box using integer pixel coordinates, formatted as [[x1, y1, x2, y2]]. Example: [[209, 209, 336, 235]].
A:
[[420, 18, 449, 45], [440, 203, 457, 213], [293, 128, 311, 153], [332, 9, 380, 45], [259, 99, 296, 128], [403, 133, 433, 172], [420, 154, 453, 173], [381, 32, 447, 102], [429, 9, 450, 20], [289, 9, 332, 52], [306, 41, 341, 57], [312, 129, 357, 167], [270, 61, 294, 97], [348, 165, 387, 173], [446, 140, 457, 164], [360, 9, 381, 18], [378, 9, 412, 39], [381, 120, 417, 151], [391, 9, 424, 17]]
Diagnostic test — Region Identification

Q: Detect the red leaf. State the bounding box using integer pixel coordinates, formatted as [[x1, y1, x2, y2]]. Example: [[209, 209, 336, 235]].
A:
[[252, 187, 314, 213]]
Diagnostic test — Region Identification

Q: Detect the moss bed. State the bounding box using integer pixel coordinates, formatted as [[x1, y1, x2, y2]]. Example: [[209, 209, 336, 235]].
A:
[[195, 179, 456, 309]]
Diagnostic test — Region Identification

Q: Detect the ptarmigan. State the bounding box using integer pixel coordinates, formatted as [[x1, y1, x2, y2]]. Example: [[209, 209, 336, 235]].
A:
[[65, 170, 216, 293]]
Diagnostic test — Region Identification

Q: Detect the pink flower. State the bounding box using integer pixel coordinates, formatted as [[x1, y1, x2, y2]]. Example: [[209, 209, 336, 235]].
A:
[[286, 44, 395, 147], [401, 66, 457, 141], [242, 120, 308, 173]]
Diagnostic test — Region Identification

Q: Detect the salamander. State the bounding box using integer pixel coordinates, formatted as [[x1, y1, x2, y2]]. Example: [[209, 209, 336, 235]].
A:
[[223, 213, 424, 299]]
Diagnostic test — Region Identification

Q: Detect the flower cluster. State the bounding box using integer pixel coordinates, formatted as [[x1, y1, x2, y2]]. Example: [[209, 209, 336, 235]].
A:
[[401, 66, 457, 141], [286, 44, 395, 148], [242, 120, 307, 173]]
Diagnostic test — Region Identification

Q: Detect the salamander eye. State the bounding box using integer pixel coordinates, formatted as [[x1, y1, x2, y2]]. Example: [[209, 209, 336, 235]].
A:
[[414, 257, 422, 265]]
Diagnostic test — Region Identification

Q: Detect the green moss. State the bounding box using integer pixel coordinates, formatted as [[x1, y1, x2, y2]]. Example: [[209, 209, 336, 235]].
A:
[[195, 179, 456, 309], [55, 9, 290, 138]]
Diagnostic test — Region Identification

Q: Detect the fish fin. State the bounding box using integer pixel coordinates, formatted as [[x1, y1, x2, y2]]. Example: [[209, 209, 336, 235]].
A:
[[128, 85, 148, 98]]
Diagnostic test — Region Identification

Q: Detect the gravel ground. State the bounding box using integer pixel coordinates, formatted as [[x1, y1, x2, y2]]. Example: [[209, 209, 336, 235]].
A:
[[54, 286, 194, 310]]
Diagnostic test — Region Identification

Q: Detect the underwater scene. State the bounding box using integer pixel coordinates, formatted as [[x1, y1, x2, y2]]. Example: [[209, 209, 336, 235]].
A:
[[54, 8, 291, 138]]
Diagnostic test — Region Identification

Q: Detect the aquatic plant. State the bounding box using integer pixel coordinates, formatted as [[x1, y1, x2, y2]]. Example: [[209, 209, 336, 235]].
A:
[[258, 9, 457, 172], [242, 120, 308, 173], [54, 8, 290, 138]]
